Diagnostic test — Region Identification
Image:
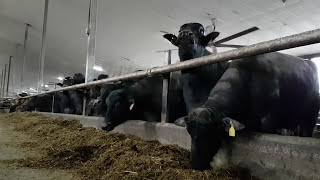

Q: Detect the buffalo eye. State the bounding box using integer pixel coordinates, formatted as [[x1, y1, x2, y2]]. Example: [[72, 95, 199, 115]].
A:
[[199, 28, 204, 34]]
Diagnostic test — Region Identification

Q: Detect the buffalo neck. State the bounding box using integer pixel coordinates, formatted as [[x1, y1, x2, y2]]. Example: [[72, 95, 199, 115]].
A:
[[178, 45, 229, 78]]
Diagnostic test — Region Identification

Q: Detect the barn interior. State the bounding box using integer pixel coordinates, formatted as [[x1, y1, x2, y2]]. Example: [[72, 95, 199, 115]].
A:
[[1, 0, 320, 180]]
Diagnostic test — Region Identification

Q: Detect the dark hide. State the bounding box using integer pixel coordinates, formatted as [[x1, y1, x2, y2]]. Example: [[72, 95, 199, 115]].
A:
[[57, 73, 85, 115], [20, 94, 57, 112], [165, 23, 320, 170], [85, 74, 109, 116], [164, 23, 229, 112], [102, 77, 163, 131]]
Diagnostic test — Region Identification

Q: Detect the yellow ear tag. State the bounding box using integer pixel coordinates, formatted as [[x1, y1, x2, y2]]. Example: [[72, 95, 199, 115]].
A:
[[229, 122, 235, 137]]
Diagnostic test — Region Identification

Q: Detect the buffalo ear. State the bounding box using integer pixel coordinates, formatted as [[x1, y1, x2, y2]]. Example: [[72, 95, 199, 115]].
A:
[[222, 117, 245, 132], [163, 34, 178, 46], [200, 31, 220, 46]]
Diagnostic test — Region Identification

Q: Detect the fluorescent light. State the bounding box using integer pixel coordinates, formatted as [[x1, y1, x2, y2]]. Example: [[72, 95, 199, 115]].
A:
[[93, 65, 103, 71], [57, 76, 64, 81], [44, 85, 49, 88], [29, 88, 36, 91]]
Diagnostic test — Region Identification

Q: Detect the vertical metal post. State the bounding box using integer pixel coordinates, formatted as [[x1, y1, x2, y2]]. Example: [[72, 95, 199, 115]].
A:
[[37, 0, 49, 94], [51, 94, 55, 113], [83, 0, 98, 116], [83, 99, 87, 116], [0, 70, 3, 100], [85, 0, 97, 83], [6, 56, 12, 97], [161, 50, 171, 123], [51, 84, 56, 113], [14, 44, 21, 93], [3, 65, 7, 99], [21, 23, 31, 91]]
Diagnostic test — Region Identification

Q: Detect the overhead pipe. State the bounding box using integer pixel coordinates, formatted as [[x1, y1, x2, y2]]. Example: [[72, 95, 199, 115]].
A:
[[21, 28, 320, 98]]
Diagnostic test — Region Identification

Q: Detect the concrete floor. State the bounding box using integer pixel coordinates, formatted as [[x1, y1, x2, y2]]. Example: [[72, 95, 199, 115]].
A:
[[0, 114, 75, 180]]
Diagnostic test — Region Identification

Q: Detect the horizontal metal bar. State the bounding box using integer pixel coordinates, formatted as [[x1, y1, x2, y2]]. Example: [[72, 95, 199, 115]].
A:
[[214, 44, 246, 48], [21, 28, 320, 98]]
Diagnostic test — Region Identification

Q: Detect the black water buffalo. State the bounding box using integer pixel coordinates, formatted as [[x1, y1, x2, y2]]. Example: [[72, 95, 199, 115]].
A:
[[10, 98, 27, 112], [164, 23, 228, 113], [92, 80, 138, 117], [85, 74, 109, 116], [164, 23, 319, 170], [56, 73, 85, 115], [18, 92, 29, 97], [101, 74, 186, 131], [20, 94, 60, 112], [92, 71, 144, 117], [101, 77, 163, 131]]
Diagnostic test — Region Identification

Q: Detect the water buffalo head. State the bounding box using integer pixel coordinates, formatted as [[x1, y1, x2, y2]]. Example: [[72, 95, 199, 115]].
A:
[[102, 89, 135, 131], [163, 23, 219, 61], [21, 97, 37, 112], [98, 74, 109, 80], [73, 73, 85, 85], [185, 107, 245, 170]]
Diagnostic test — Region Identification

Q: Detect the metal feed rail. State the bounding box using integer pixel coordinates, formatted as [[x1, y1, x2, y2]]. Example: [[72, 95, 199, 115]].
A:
[[20, 28, 320, 99]]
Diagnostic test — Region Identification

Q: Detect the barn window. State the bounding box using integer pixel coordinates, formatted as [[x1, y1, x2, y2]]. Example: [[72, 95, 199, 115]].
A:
[[311, 57, 320, 92]]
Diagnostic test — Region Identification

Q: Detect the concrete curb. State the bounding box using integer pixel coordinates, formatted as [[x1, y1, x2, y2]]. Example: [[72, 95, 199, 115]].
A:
[[39, 112, 191, 149], [39, 112, 320, 180]]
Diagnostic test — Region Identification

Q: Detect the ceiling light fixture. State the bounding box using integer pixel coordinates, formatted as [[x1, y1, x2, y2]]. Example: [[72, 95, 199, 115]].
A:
[[57, 76, 64, 81], [93, 65, 103, 71]]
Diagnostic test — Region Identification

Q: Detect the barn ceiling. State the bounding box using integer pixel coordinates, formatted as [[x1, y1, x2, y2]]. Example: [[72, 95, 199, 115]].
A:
[[0, 0, 320, 93]]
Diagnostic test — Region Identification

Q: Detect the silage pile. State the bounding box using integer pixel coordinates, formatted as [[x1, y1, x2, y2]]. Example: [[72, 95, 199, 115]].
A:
[[3, 113, 256, 180]]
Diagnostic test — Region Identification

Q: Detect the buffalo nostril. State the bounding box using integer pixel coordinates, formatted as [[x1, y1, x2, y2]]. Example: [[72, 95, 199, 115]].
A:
[[102, 122, 114, 131], [179, 31, 193, 37]]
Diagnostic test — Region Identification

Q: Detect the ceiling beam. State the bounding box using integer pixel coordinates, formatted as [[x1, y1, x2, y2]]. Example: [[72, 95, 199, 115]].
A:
[[299, 53, 320, 60]]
